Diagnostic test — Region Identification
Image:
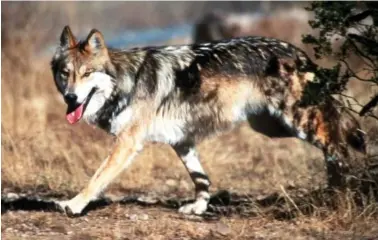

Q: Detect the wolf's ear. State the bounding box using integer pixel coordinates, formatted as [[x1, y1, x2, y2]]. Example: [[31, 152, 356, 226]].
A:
[[60, 25, 77, 48], [265, 56, 296, 77], [85, 29, 106, 54]]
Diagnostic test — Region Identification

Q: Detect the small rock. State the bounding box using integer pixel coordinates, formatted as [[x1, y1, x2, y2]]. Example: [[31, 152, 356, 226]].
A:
[[137, 195, 158, 205], [213, 222, 231, 236], [287, 180, 296, 189], [165, 179, 178, 187], [5, 192, 19, 200], [128, 214, 138, 221], [256, 194, 267, 201], [139, 214, 149, 221], [126, 213, 149, 221], [180, 180, 190, 190]]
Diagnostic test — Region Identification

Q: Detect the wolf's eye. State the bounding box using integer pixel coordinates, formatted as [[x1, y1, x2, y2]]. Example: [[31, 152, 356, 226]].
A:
[[83, 71, 92, 78], [60, 70, 69, 78], [83, 72, 91, 77]]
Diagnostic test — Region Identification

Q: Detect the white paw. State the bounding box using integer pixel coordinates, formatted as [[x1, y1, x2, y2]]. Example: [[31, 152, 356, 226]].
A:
[[55, 195, 88, 217], [179, 199, 208, 215]]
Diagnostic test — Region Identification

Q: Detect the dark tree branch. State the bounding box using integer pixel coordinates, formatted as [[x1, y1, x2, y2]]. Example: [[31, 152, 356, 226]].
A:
[[360, 94, 378, 116], [340, 60, 376, 83], [345, 10, 376, 24], [347, 36, 376, 69], [348, 33, 378, 56]]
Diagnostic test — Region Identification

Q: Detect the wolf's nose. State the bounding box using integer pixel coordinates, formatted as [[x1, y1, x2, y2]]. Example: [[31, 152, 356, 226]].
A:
[[64, 93, 78, 104]]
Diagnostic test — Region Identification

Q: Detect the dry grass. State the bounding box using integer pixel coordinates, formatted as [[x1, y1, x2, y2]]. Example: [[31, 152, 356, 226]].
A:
[[2, 2, 378, 239]]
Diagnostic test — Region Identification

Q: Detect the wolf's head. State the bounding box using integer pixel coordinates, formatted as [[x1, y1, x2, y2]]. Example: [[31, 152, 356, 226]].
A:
[[51, 26, 116, 124]]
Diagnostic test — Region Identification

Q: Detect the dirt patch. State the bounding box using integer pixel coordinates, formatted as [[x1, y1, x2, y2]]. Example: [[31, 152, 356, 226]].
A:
[[2, 187, 378, 239], [2, 190, 378, 240]]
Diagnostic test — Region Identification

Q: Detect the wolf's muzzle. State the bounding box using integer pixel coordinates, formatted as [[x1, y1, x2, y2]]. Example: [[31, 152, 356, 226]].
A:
[[64, 93, 78, 105]]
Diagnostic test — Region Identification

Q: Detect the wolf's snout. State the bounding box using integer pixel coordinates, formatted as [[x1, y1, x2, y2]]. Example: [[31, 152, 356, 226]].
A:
[[64, 93, 78, 105]]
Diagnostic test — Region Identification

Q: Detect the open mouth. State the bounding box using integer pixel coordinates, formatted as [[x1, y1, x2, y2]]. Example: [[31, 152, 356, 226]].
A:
[[66, 88, 97, 124]]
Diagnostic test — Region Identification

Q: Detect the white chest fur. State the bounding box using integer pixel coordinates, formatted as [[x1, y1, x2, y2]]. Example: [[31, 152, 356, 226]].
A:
[[147, 118, 186, 145], [104, 107, 187, 144], [109, 107, 134, 135]]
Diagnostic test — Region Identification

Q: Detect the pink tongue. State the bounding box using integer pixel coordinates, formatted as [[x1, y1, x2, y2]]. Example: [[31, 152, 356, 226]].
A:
[[66, 104, 84, 124]]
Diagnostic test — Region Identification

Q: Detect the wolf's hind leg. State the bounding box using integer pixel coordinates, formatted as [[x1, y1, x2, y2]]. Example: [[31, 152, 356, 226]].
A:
[[173, 141, 211, 215], [281, 103, 366, 188]]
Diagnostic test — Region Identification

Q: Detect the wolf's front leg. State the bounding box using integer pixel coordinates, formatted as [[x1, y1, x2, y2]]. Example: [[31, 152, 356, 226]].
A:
[[173, 142, 211, 215], [57, 126, 144, 217]]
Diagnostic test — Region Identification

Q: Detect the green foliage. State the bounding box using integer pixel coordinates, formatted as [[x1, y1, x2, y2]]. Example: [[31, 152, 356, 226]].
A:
[[301, 2, 378, 116], [303, 2, 355, 58]]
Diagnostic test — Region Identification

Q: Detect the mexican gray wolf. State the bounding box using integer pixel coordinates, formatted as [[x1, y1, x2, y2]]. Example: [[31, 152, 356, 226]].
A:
[[193, 9, 314, 137], [50, 26, 366, 217]]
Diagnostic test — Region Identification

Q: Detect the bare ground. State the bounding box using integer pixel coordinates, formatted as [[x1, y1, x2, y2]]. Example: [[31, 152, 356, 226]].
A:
[[2, 184, 378, 239], [3, 204, 378, 240]]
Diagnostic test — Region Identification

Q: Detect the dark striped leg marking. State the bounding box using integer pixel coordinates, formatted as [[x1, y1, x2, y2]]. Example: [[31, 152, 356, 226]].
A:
[[173, 142, 211, 215]]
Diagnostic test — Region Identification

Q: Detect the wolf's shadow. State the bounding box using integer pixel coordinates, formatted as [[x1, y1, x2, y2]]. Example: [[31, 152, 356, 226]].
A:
[[1, 189, 281, 219], [4, 187, 375, 221]]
